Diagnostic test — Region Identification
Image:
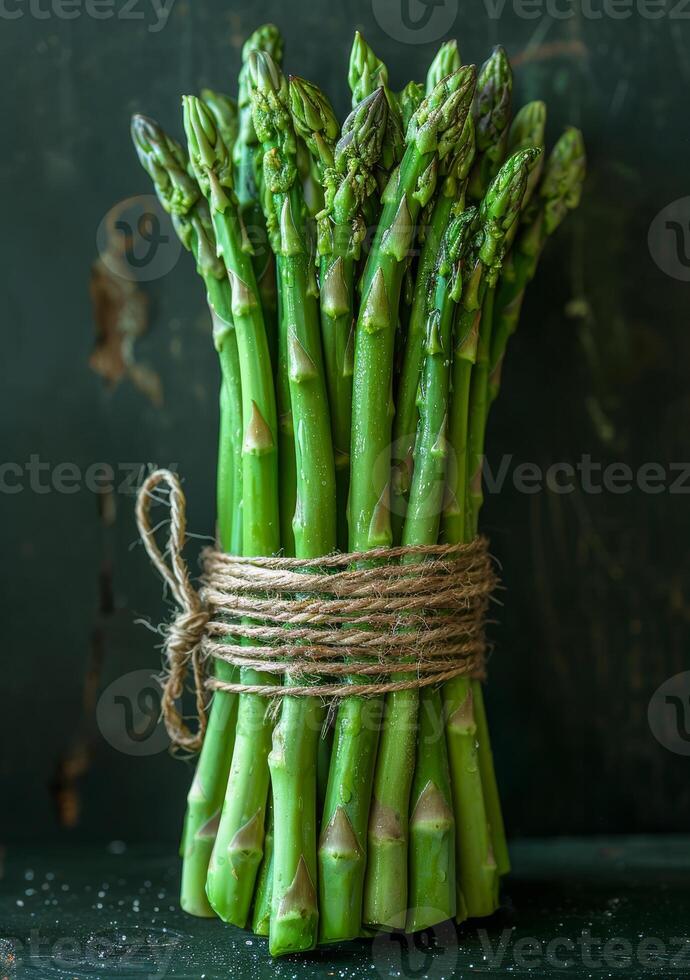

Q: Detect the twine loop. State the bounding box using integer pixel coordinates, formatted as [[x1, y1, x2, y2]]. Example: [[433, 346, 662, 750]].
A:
[[136, 469, 498, 752], [135, 469, 209, 752]]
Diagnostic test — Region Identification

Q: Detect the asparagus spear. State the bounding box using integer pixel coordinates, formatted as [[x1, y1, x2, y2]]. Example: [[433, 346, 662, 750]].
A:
[[467, 46, 513, 202], [249, 51, 337, 956], [489, 127, 586, 406], [294, 86, 389, 551], [425, 39, 461, 95], [234, 23, 283, 214], [183, 95, 281, 927], [455, 143, 547, 888], [234, 24, 289, 542], [364, 210, 477, 930], [441, 148, 540, 919], [405, 207, 478, 933], [131, 114, 243, 917], [317, 65, 477, 943], [289, 74, 339, 223], [390, 113, 475, 543]]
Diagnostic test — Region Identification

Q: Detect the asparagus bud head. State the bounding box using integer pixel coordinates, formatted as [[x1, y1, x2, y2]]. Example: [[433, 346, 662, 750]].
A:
[[440, 206, 479, 300], [408, 65, 477, 160], [335, 87, 388, 174], [201, 89, 239, 154], [425, 39, 461, 94], [289, 75, 339, 170], [320, 89, 388, 252], [248, 51, 299, 197], [473, 45, 513, 157], [348, 30, 389, 104], [130, 113, 198, 216], [508, 100, 547, 206], [235, 23, 284, 167], [242, 22, 283, 65], [397, 80, 425, 131], [182, 95, 235, 214], [540, 127, 586, 233], [479, 146, 541, 270], [508, 101, 547, 155], [440, 113, 476, 189]]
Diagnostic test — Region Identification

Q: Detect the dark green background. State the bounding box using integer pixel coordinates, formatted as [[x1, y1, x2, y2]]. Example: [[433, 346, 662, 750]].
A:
[[2, 0, 688, 849]]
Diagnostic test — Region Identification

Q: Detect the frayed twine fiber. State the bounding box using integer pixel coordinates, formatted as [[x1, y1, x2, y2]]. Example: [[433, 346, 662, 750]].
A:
[[136, 469, 498, 753]]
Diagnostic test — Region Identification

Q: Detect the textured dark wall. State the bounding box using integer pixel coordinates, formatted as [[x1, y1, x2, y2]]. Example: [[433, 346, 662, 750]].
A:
[[2, 0, 689, 844]]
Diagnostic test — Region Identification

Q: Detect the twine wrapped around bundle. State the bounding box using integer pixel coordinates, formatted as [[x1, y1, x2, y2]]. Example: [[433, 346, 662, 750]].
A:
[[136, 469, 498, 752]]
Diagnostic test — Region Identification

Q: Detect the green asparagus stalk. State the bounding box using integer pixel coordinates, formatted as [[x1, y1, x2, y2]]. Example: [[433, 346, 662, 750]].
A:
[[468, 46, 513, 202], [317, 65, 477, 943], [131, 114, 244, 917], [234, 24, 288, 540], [394, 78, 424, 353], [251, 798, 274, 936], [249, 51, 337, 955], [183, 94, 281, 927], [297, 87, 389, 551], [365, 210, 476, 929], [442, 148, 540, 918], [200, 92, 244, 555], [460, 141, 546, 882], [403, 208, 477, 933], [489, 127, 586, 406], [425, 39, 461, 94], [234, 24, 283, 300], [390, 113, 475, 543], [388, 41, 459, 532]]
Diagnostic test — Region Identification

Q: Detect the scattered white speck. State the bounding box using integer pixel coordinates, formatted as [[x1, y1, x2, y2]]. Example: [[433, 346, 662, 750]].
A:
[[16, 900, 24, 908]]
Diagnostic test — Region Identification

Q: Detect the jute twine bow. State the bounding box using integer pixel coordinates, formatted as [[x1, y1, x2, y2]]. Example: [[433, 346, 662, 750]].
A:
[[136, 469, 498, 753]]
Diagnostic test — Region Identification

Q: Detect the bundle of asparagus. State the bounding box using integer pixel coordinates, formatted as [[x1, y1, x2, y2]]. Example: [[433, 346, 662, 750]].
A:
[[133, 22, 585, 957]]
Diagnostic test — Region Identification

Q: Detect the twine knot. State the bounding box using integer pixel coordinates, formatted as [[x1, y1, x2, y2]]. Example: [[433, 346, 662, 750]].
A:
[[135, 469, 209, 752]]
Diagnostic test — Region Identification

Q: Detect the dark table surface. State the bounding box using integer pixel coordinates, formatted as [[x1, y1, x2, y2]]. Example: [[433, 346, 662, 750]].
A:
[[1, 836, 689, 979]]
